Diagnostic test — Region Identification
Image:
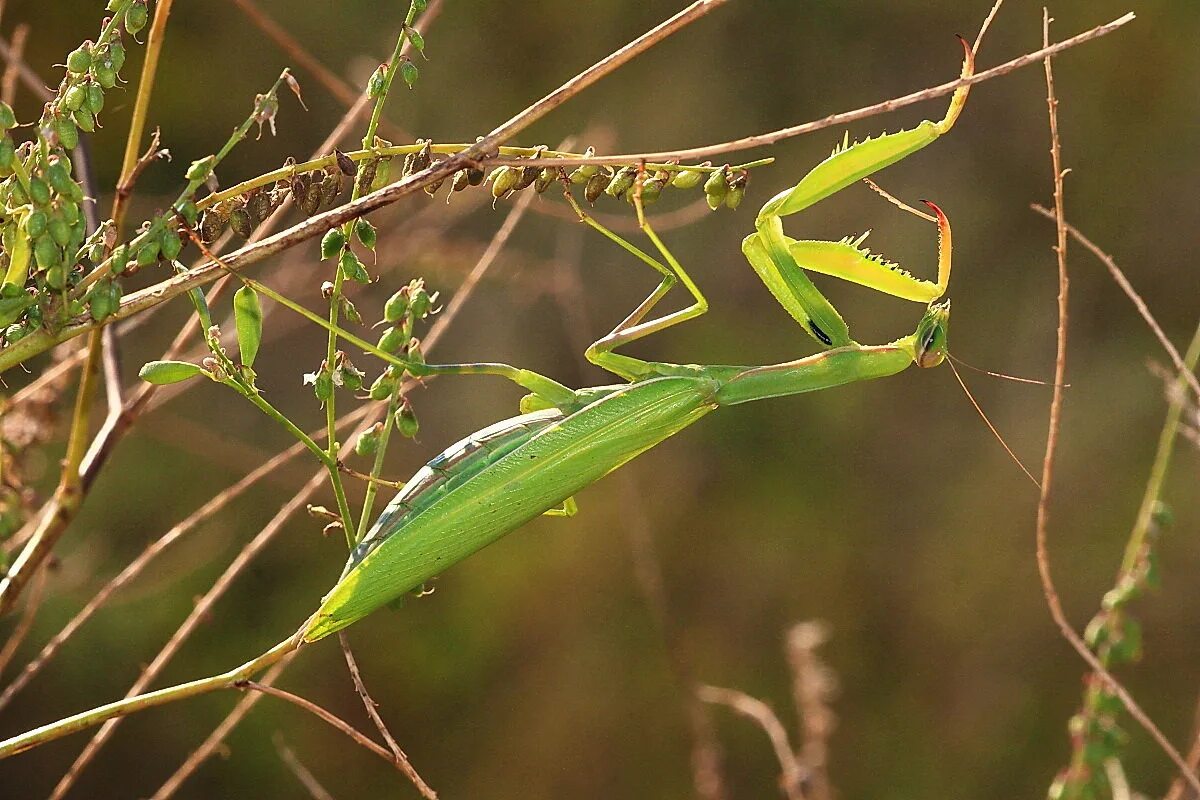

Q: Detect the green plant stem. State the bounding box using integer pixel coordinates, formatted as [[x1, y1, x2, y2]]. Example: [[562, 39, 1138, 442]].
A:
[[322, 2, 421, 543], [356, 391, 401, 542], [0, 632, 302, 759]]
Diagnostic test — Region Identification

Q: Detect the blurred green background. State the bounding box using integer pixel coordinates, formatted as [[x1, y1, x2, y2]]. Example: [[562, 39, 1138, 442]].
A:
[[3, 0, 1199, 797]]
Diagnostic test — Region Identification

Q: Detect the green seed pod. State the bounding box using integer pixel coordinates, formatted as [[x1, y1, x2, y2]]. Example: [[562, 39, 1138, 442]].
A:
[[605, 166, 637, 198], [139, 360, 206, 385], [66, 45, 93, 74], [28, 177, 51, 207], [383, 288, 408, 323], [88, 280, 119, 320], [7, 179, 27, 205], [25, 210, 47, 239], [534, 166, 557, 194], [160, 225, 183, 261], [489, 166, 517, 199], [233, 284, 263, 367], [136, 237, 160, 266], [0, 137, 15, 170], [63, 84, 88, 112], [400, 59, 418, 89], [704, 165, 730, 210], [33, 236, 60, 270], [58, 199, 81, 225], [414, 0, 427, 11], [569, 147, 599, 184], [125, 1, 149, 35], [110, 243, 130, 274], [355, 423, 384, 457], [337, 359, 365, 392], [108, 37, 127, 72], [0, 102, 15, 130], [56, 116, 80, 149], [44, 265, 66, 290], [670, 166, 706, 189], [320, 228, 346, 260], [93, 63, 117, 89], [367, 65, 387, 98], [313, 370, 334, 403], [354, 218, 377, 249], [228, 206, 253, 238], [640, 177, 665, 205], [409, 285, 433, 319], [73, 107, 95, 133], [368, 372, 396, 401], [725, 171, 748, 210], [377, 326, 406, 353], [84, 82, 105, 115], [584, 170, 608, 205], [395, 401, 419, 438], [407, 26, 425, 53], [339, 250, 369, 283], [48, 218, 71, 248], [45, 160, 74, 195]]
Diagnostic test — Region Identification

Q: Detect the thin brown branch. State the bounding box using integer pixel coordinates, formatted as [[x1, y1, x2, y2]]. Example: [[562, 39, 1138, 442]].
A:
[[1164, 693, 1200, 800], [1031, 205, 1200, 404], [339, 634, 436, 799], [1033, 13, 1200, 795], [785, 622, 836, 800], [0, 565, 46, 679], [0, 23, 29, 105], [698, 685, 805, 800], [274, 733, 337, 800], [0, 27, 50, 101], [238, 681, 406, 772]]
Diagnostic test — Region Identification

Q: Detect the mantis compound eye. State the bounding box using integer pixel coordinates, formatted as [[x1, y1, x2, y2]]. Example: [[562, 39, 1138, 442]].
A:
[[915, 300, 951, 368]]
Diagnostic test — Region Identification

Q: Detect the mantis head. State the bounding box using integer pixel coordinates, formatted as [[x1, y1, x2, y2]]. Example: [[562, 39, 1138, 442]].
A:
[[914, 300, 950, 368]]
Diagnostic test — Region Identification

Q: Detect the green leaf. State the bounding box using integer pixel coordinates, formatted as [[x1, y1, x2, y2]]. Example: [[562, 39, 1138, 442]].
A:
[[233, 285, 264, 367], [139, 360, 206, 385]]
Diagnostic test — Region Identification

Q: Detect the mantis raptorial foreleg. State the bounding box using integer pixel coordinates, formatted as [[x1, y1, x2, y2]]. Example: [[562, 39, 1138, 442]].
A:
[[743, 37, 974, 348]]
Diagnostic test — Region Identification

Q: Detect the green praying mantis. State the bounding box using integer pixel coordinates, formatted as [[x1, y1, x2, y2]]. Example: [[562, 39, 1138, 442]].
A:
[[0, 39, 974, 758]]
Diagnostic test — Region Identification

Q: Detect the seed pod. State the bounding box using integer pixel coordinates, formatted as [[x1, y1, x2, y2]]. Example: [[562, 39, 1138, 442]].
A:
[[0, 138, 15, 170], [513, 161, 540, 191], [377, 326, 406, 353], [395, 401, 419, 438], [408, 283, 434, 319], [160, 224, 183, 261], [584, 170, 608, 205], [48, 218, 71, 248], [400, 59, 418, 89], [44, 266, 66, 290], [88, 279, 117, 320], [139, 360, 206, 385], [315, 169, 340, 208], [411, 141, 432, 173], [108, 37, 127, 72], [334, 149, 357, 177], [93, 63, 117, 89], [355, 423, 384, 457], [55, 116, 80, 150], [66, 44, 93, 74], [367, 65, 387, 98], [110, 243, 131, 274], [466, 166, 485, 186], [33, 236, 60, 270], [383, 288, 408, 323], [320, 228, 346, 260], [407, 26, 425, 53], [125, 1, 149, 35], [73, 107, 96, 133], [704, 165, 730, 210], [489, 166, 517, 200], [64, 84, 88, 112], [198, 209, 227, 243], [136, 237, 160, 266], [605, 166, 637, 198], [246, 188, 272, 222], [0, 102, 15, 130], [534, 167, 557, 193], [414, 0, 427, 11], [354, 218, 377, 249], [185, 156, 215, 183], [28, 177, 51, 207], [354, 159, 378, 196], [368, 372, 396, 401], [670, 165, 707, 189], [233, 284, 263, 366], [228, 206, 253, 238], [339, 250, 369, 283], [450, 169, 471, 193], [25, 210, 47, 239], [313, 370, 334, 403], [639, 177, 664, 205], [82, 83, 105, 116]]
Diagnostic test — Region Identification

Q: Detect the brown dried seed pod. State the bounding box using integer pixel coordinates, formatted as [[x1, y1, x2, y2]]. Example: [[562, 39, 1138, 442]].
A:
[[299, 181, 321, 216], [356, 159, 379, 196], [451, 169, 471, 193], [466, 166, 485, 186], [412, 141, 432, 173], [198, 209, 227, 243], [245, 189, 271, 222], [334, 149, 357, 177], [319, 168, 343, 208], [584, 170, 609, 205], [229, 205, 253, 238], [534, 167, 557, 193]]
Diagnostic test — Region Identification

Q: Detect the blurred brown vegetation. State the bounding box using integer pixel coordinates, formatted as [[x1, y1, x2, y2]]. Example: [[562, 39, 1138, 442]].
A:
[[2, 0, 1199, 797]]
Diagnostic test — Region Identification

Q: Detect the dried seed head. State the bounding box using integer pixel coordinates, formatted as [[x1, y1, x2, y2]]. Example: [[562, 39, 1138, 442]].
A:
[[534, 166, 557, 194], [584, 170, 609, 205], [451, 169, 471, 193], [228, 205, 253, 238], [334, 149, 357, 177], [319, 168, 343, 208], [198, 209, 227, 243]]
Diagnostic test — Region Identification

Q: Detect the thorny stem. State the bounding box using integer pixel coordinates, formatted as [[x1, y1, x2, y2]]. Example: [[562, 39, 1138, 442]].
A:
[[1034, 12, 1200, 796]]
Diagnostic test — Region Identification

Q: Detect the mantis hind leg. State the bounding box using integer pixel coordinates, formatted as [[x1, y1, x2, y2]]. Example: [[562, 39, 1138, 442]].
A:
[[564, 187, 708, 382]]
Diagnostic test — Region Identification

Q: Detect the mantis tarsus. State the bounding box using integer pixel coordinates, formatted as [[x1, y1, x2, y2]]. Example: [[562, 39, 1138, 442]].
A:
[[0, 39, 974, 758]]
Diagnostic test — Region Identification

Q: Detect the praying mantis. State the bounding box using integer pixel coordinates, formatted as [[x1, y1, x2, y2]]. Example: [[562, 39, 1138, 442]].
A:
[[0, 39, 974, 758]]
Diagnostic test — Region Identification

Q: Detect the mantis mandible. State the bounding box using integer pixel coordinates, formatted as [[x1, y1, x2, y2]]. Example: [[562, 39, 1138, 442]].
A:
[[0, 40, 974, 758]]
